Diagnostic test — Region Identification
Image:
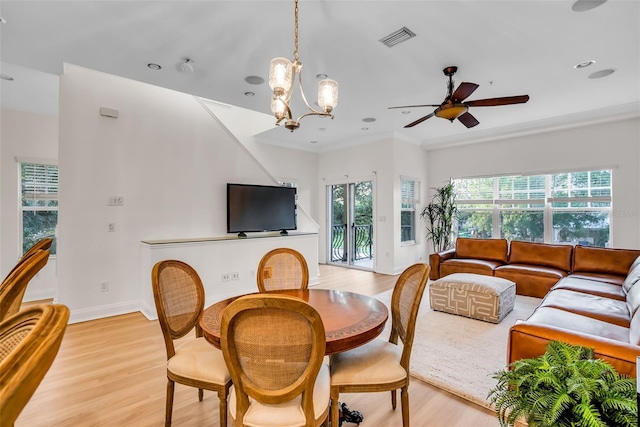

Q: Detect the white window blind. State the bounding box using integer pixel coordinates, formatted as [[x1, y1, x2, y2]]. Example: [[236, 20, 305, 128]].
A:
[[22, 163, 59, 202]]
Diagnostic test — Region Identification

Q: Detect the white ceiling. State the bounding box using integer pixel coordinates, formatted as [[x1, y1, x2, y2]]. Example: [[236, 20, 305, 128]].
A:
[[1, 0, 638, 152]]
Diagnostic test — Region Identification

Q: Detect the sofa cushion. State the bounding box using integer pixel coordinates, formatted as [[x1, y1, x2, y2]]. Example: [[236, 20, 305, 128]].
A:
[[568, 272, 625, 286], [629, 309, 640, 346], [508, 241, 573, 272], [622, 261, 640, 294], [572, 245, 640, 276], [525, 307, 630, 344], [440, 258, 502, 277], [495, 264, 567, 279], [455, 238, 508, 263], [551, 276, 626, 301], [539, 289, 630, 327], [495, 265, 568, 298], [625, 277, 640, 317]]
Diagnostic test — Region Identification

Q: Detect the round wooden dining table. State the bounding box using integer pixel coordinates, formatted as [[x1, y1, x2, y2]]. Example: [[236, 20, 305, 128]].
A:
[[199, 288, 389, 355]]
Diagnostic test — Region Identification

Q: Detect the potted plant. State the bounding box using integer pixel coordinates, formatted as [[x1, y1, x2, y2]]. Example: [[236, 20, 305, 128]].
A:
[[420, 181, 458, 253], [488, 340, 637, 427]]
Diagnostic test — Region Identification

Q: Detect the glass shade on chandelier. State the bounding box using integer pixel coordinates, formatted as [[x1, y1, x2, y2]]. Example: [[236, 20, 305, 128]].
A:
[[268, 0, 338, 132], [435, 104, 468, 121]]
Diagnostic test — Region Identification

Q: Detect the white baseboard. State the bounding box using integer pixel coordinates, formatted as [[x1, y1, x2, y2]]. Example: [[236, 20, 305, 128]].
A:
[[139, 300, 157, 321], [68, 300, 141, 324], [24, 288, 56, 302]]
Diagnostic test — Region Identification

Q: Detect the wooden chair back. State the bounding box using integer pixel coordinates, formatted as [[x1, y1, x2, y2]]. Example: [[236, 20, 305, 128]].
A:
[[0, 250, 50, 322], [389, 263, 430, 370], [151, 260, 205, 359], [0, 304, 70, 426], [257, 248, 309, 292], [220, 294, 326, 426]]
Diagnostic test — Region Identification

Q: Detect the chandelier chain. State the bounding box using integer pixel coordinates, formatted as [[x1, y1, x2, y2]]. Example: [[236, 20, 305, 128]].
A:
[[293, 0, 299, 62]]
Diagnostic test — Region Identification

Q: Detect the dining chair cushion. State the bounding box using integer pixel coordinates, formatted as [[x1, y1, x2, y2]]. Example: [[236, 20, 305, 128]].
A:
[[167, 337, 231, 384], [229, 363, 330, 427], [330, 338, 405, 385]]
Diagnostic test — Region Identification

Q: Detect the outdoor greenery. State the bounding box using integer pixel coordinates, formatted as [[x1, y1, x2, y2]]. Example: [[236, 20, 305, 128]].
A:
[[420, 182, 458, 253], [488, 341, 637, 427]]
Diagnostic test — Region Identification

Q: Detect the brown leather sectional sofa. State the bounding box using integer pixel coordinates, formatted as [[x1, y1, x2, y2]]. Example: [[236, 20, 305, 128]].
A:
[[429, 238, 640, 376]]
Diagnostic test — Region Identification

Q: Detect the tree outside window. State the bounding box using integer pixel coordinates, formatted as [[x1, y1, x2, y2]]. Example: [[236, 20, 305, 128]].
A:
[[401, 178, 419, 243], [21, 162, 58, 255]]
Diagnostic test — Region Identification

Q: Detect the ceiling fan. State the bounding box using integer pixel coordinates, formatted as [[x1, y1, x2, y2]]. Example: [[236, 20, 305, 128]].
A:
[[389, 66, 530, 129]]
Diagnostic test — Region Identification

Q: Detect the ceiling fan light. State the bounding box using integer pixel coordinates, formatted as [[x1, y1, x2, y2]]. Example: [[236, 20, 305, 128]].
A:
[[269, 57, 293, 95], [435, 104, 468, 121], [318, 79, 339, 112]]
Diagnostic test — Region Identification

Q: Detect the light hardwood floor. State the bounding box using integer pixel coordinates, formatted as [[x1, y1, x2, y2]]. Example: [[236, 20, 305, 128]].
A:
[[17, 264, 499, 427]]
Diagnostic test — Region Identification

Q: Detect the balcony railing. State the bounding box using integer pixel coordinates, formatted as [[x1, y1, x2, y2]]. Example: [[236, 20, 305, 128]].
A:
[[331, 224, 373, 262]]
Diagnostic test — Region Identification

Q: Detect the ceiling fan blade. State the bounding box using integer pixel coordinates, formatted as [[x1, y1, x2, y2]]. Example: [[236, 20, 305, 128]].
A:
[[466, 95, 530, 107], [388, 104, 441, 109], [458, 112, 479, 128], [404, 112, 435, 128], [451, 82, 479, 102]]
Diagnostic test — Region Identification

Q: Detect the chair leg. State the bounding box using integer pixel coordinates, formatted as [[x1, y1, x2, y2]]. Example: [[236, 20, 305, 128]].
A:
[[391, 389, 397, 410], [198, 388, 204, 402], [401, 386, 409, 427], [330, 389, 340, 427], [165, 379, 175, 427], [218, 387, 228, 427]]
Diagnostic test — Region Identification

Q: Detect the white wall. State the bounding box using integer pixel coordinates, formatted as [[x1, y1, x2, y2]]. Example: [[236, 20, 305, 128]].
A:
[[57, 64, 319, 323], [318, 137, 428, 275], [426, 117, 640, 250], [0, 108, 58, 300]]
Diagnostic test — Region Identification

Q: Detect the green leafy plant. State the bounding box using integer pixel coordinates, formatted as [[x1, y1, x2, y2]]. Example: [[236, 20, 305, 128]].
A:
[[420, 181, 458, 253], [488, 340, 637, 427]]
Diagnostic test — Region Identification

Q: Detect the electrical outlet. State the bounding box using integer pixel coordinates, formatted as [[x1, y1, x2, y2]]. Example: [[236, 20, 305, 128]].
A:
[[100, 281, 109, 292], [231, 272, 240, 280], [221, 273, 230, 282], [108, 196, 124, 206], [108, 223, 115, 232]]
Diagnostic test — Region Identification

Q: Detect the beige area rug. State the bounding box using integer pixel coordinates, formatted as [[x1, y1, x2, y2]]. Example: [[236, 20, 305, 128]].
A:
[[374, 288, 541, 409]]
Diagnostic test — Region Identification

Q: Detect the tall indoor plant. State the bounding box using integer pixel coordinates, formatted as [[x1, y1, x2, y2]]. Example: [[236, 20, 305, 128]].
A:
[[488, 340, 637, 427], [420, 181, 458, 253]]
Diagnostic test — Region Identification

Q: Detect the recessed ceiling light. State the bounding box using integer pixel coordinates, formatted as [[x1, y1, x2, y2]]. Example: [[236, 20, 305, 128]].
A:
[[318, 128, 326, 132], [316, 73, 328, 79], [574, 60, 596, 69], [0, 17, 6, 24], [147, 63, 162, 71], [402, 110, 411, 114], [362, 117, 376, 122], [361, 127, 369, 131], [245, 76, 265, 85], [571, 0, 607, 12], [588, 68, 616, 79], [310, 140, 318, 144], [244, 91, 255, 97], [0, 74, 15, 81]]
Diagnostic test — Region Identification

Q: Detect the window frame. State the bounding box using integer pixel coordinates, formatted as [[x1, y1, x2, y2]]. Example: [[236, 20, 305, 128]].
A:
[[452, 169, 612, 247], [400, 176, 420, 245], [18, 158, 59, 257]]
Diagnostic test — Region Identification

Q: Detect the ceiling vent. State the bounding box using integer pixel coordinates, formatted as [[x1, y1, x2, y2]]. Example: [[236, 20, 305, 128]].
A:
[[379, 27, 416, 47]]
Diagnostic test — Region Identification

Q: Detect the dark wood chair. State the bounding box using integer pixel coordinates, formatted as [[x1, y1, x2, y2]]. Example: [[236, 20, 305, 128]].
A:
[[0, 249, 50, 322], [0, 304, 70, 427], [329, 263, 430, 427], [151, 260, 232, 427], [257, 248, 309, 292], [221, 294, 330, 427]]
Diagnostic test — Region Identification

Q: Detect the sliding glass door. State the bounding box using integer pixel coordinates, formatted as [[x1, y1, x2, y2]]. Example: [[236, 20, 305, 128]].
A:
[[328, 181, 373, 269]]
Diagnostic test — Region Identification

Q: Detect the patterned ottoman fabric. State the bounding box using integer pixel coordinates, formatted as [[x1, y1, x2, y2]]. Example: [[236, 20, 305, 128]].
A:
[[429, 273, 516, 323]]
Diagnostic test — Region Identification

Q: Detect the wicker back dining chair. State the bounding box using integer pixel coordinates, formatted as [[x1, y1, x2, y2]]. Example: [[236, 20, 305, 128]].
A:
[[151, 260, 232, 427], [0, 249, 50, 322], [329, 263, 430, 427], [0, 304, 70, 427], [220, 294, 330, 427], [256, 248, 309, 292]]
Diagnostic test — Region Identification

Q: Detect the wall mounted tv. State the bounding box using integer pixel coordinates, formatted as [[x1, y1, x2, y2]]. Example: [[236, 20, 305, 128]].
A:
[[227, 183, 297, 237]]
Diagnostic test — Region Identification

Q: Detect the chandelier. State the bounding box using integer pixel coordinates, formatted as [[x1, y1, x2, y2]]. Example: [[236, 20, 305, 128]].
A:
[[268, 0, 339, 132]]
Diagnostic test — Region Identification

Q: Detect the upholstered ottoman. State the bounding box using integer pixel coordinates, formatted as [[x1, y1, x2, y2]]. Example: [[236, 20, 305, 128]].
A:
[[429, 273, 516, 323]]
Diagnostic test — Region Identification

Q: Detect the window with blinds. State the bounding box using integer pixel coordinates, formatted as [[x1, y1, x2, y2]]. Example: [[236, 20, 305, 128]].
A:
[[20, 162, 58, 255], [452, 169, 612, 247], [401, 178, 420, 243]]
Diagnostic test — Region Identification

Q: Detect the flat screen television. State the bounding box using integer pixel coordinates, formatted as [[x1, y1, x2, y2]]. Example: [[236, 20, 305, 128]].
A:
[[227, 183, 297, 237]]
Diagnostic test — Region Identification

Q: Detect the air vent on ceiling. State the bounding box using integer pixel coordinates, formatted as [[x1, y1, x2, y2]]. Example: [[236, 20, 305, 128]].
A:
[[379, 27, 416, 47]]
